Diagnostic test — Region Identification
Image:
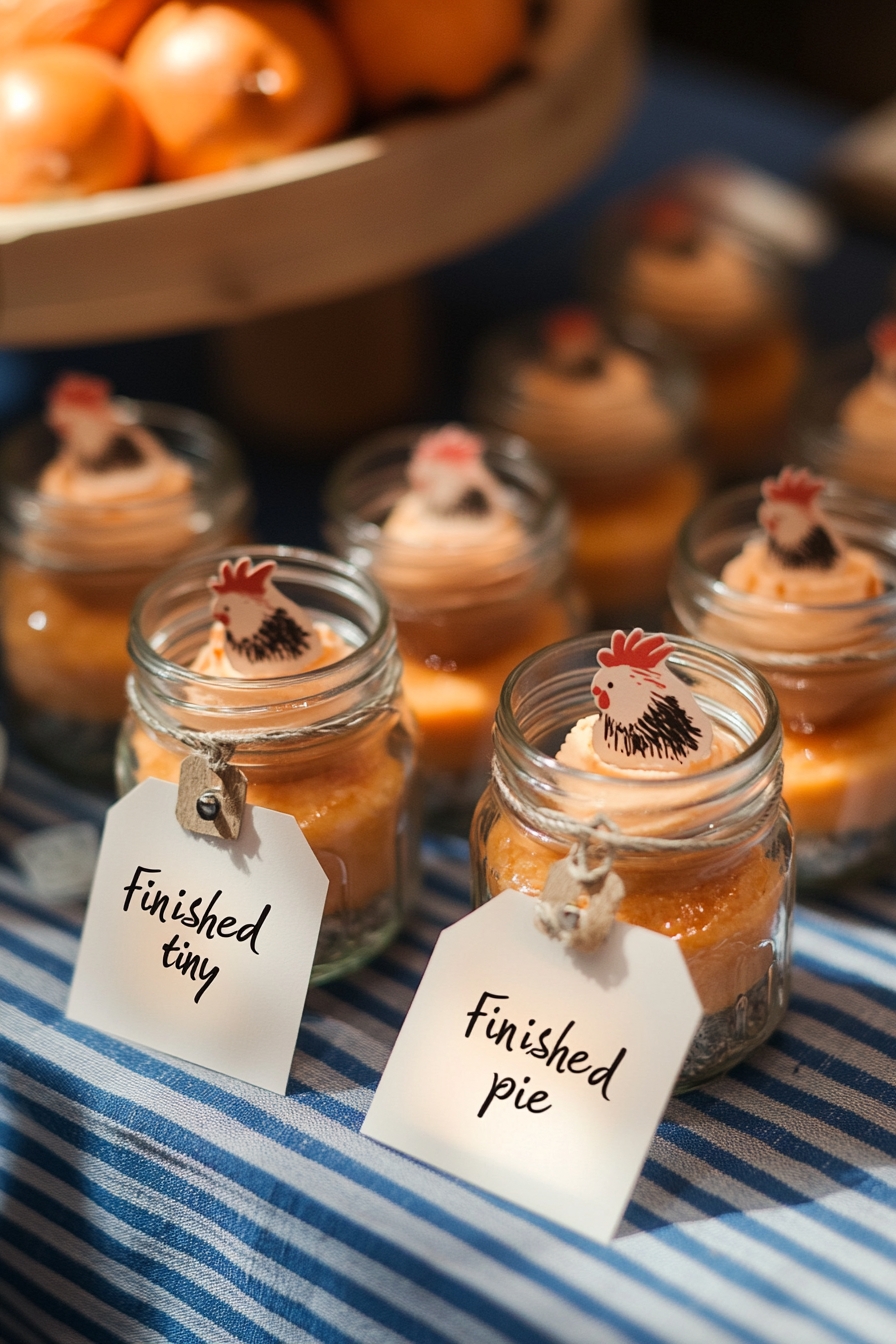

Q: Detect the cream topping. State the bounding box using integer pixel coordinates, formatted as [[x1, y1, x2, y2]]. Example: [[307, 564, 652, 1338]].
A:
[[374, 425, 530, 598], [40, 373, 192, 506], [622, 232, 770, 343], [513, 347, 679, 468], [838, 372, 896, 454], [722, 535, 884, 604]]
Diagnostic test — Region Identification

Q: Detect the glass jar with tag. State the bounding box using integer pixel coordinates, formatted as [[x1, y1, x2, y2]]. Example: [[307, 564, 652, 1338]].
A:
[[0, 374, 251, 784], [590, 180, 805, 482], [671, 470, 896, 885], [471, 631, 793, 1090], [118, 546, 417, 982], [324, 423, 581, 826], [470, 305, 702, 626]]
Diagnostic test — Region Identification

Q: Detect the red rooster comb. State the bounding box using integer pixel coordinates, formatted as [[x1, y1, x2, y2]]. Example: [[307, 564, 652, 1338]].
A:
[[413, 425, 483, 467], [209, 557, 276, 598], [639, 195, 700, 246], [543, 306, 604, 356], [761, 465, 825, 510], [869, 314, 896, 364], [597, 629, 674, 671], [48, 372, 111, 414]]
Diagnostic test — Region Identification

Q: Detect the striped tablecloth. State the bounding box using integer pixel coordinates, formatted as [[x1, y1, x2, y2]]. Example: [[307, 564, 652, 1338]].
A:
[[2, 757, 896, 1344]]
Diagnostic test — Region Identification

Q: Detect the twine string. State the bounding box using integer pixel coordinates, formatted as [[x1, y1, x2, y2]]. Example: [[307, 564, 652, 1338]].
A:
[[125, 674, 400, 777]]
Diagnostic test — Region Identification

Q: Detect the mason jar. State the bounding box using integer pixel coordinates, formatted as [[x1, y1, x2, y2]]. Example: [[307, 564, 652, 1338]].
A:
[[470, 305, 702, 627], [0, 397, 251, 784], [590, 184, 805, 482], [324, 425, 581, 825], [471, 632, 793, 1091], [801, 324, 896, 500], [671, 482, 896, 884], [118, 546, 417, 983]]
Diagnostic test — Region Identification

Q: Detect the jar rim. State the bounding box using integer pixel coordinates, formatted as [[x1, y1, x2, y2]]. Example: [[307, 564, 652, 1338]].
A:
[[495, 630, 780, 794], [129, 544, 394, 701], [677, 479, 896, 616]]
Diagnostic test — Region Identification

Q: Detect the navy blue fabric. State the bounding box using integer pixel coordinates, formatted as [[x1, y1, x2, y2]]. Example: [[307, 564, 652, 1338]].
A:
[[3, 761, 896, 1342]]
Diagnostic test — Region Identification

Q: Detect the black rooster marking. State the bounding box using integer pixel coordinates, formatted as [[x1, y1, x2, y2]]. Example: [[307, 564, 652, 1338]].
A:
[[225, 608, 313, 666], [769, 524, 838, 571], [602, 693, 703, 765], [87, 434, 144, 473], [436, 486, 491, 518]]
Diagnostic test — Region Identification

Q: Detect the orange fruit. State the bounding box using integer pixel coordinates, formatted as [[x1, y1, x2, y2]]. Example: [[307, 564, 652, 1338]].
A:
[[0, 45, 150, 203], [0, 0, 162, 55], [328, 0, 528, 111], [125, 0, 354, 181]]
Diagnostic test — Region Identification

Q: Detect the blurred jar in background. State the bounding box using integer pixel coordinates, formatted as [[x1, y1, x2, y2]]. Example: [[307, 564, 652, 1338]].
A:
[[0, 374, 251, 783], [802, 314, 896, 498], [671, 472, 896, 886], [471, 304, 702, 626], [591, 172, 807, 482], [324, 423, 580, 825]]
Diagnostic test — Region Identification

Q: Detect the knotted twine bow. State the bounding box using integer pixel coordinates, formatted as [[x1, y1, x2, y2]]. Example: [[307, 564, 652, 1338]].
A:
[[534, 814, 626, 953]]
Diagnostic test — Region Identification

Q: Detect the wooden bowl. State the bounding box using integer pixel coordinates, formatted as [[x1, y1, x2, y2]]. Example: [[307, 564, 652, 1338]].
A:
[[0, 0, 638, 347]]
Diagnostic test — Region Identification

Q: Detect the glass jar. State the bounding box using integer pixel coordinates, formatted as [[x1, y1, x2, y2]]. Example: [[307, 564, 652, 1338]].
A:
[[470, 306, 702, 627], [0, 397, 251, 784], [590, 183, 805, 483], [324, 425, 581, 825], [801, 325, 896, 500], [671, 482, 896, 884], [471, 632, 793, 1091], [118, 546, 417, 983]]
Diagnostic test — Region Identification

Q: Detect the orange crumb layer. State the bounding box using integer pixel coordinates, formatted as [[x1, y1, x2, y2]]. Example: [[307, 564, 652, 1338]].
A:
[[132, 722, 407, 916], [700, 322, 804, 467], [400, 598, 573, 774], [568, 458, 703, 608], [1, 561, 142, 721], [782, 689, 896, 836], [484, 813, 786, 1015]]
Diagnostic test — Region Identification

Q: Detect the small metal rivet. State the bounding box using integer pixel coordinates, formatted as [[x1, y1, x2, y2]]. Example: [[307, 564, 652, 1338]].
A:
[[196, 790, 222, 821]]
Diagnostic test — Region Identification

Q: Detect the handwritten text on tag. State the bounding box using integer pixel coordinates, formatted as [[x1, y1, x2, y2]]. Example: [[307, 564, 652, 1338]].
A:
[[67, 777, 328, 1093], [362, 890, 702, 1244]]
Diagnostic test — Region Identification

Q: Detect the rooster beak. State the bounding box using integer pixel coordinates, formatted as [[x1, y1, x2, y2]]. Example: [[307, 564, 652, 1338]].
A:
[[216, 611, 230, 626]]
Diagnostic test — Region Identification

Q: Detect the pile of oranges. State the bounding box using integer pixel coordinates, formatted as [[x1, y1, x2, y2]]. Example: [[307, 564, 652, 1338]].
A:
[[0, 0, 532, 203]]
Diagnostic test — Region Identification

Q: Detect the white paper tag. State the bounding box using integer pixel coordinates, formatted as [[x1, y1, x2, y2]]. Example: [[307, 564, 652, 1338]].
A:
[[14, 821, 100, 904], [362, 890, 702, 1244], [67, 777, 328, 1094], [682, 158, 837, 264]]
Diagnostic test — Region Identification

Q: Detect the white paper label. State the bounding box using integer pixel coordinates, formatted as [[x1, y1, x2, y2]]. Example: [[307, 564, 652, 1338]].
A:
[[362, 890, 703, 1244], [67, 777, 328, 1094], [14, 821, 100, 903]]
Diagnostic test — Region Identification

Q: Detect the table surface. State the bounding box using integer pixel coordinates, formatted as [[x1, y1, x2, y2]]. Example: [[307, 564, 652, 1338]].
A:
[[3, 753, 896, 1344], [5, 54, 896, 1344]]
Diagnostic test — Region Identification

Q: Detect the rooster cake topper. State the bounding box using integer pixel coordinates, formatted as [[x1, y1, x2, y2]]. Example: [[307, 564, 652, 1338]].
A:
[[759, 465, 841, 572], [543, 306, 606, 378], [407, 425, 506, 520], [590, 630, 713, 771], [209, 557, 322, 677], [47, 372, 162, 474]]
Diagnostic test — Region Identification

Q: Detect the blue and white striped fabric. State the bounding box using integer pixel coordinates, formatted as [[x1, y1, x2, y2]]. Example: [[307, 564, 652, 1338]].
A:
[[3, 758, 896, 1344]]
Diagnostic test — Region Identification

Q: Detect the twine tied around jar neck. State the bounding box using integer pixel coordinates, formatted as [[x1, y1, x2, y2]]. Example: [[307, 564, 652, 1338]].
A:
[[125, 672, 399, 843], [490, 754, 782, 955]]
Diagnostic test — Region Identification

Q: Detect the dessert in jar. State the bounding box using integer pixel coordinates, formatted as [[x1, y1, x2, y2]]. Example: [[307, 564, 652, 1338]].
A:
[[671, 466, 896, 883], [471, 628, 793, 1090], [0, 374, 250, 782], [118, 547, 416, 981], [471, 305, 702, 624], [324, 424, 578, 821], [592, 189, 805, 481], [802, 315, 896, 500]]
